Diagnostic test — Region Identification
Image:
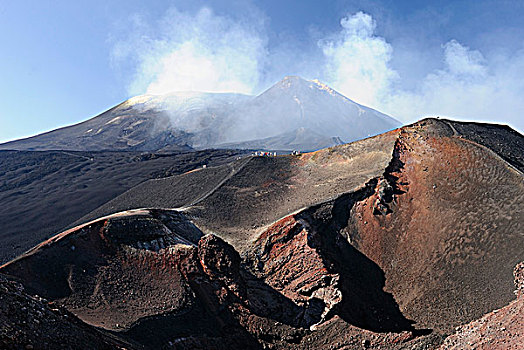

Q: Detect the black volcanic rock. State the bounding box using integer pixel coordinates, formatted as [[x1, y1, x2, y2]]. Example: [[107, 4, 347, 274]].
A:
[[0, 106, 194, 152], [0, 118, 522, 349], [0, 274, 132, 349]]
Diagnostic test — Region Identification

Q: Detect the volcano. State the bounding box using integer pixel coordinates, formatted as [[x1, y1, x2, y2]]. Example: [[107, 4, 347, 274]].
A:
[[0, 76, 399, 152], [1, 118, 522, 349]]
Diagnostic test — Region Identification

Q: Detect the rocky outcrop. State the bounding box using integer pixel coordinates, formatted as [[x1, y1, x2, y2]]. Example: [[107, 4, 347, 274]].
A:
[[0, 210, 259, 349], [351, 120, 524, 332], [245, 184, 417, 334], [247, 215, 342, 328], [514, 262, 524, 297], [1, 118, 522, 349], [0, 203, 420, 349], [0, 209, 205, 331]]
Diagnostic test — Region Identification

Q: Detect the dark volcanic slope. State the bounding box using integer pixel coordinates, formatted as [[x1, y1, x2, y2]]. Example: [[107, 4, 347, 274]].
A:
[[75, 157, 252, 226], [1, 208, 435, 350], [0, 103, 194, 152], [0, 77, 399, 153], [2, 210, 205, 332], [0, 149, 246, 263], [1, 118, 522, 349], [0, 273, 133, 349], [79, 129, 399, 250], [217, 127, 346, 152], [439, 262, 524, 349], [447, 119, 524, 172], [78, 119, 522, 327]]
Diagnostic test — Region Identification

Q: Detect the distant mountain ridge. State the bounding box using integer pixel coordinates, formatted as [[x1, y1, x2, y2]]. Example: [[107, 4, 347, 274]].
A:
[[0, 76, 401, 152], [217, 127, 345, 151]]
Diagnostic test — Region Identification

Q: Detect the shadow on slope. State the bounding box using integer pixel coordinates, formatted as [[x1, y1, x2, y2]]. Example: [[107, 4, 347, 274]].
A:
[[299, 184, 421, 333], [245, 179, 426, 335]]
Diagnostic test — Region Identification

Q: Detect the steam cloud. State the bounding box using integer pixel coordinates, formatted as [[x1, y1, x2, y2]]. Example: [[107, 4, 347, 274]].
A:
[[320, 12, 524, 131], [111, 7, 267, 96], [319, 12, 398, 111], [382, 40, 524, 131], [112, 7, 524, 131]]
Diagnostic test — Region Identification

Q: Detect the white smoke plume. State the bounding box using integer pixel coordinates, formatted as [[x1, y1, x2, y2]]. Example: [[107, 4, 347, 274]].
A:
[[320, 12, 524, 131], [112, 7, 524, 132], [111, 7, 267, 96], [319, 12, 398, 111], [383, 40, 524, 132]]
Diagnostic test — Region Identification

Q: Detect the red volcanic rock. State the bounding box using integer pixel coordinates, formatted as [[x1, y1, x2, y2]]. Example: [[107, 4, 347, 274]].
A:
[[0, 210, 202, 331], [351, 120, 524, 332], [198, 234, 241, 279], [249, 214, 342, 328], [0, 210, 259, 349], [1, 118, 522, 349], [193, 233, 247, 313]]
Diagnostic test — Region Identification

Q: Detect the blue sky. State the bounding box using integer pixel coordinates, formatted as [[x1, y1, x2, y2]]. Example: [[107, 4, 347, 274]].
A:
[[1, 0, 524, 142]]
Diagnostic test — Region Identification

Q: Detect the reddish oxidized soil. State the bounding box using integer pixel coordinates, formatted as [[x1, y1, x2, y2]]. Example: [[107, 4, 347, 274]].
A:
[[249, 214, 341, 327], [352, 120, 523, 332], [1, 119, 523, 349]]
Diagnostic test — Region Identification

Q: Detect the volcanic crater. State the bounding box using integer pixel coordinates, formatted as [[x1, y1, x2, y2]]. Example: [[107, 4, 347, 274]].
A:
[[1, 118, 523, 349]]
